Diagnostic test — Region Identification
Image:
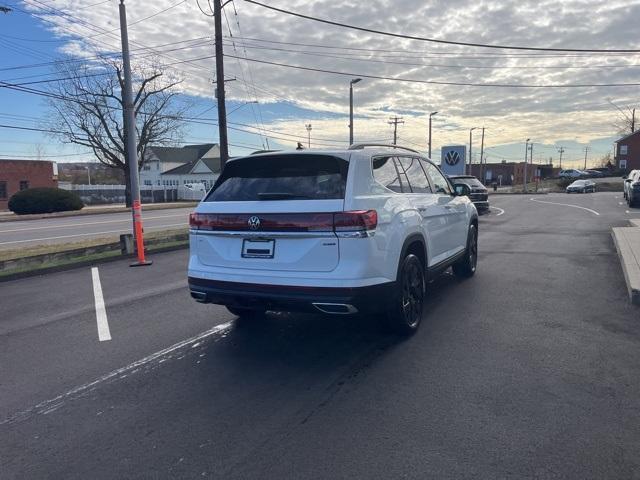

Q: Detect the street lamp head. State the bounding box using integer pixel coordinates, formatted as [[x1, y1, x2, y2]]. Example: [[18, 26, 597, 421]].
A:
[[471, 127, 478, 132], [351, 78, 362, 85], [430, 111, 438, 116], [526, 138, 530, 142]]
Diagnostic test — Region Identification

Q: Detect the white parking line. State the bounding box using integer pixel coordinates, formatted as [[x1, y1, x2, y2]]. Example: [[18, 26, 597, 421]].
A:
[[489, 206, 505, 216], [0, 214, 187, 233], [1, 322, 233, 425], [530, 198, 600, 216], [0, 223, 186, 245], [91, 267, 111, 342]]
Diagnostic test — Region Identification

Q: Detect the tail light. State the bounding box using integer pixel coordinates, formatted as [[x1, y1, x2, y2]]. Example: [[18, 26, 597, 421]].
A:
[[333, 210, 377, 236], [190, 210, 377, 236]]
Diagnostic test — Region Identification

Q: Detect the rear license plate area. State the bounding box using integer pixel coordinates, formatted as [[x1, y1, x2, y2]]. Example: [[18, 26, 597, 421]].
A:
[[242, 238, 275, 258]]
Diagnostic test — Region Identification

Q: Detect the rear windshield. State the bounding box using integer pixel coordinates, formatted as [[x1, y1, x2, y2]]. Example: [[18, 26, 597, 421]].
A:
[[451, 177, 485, 188], [205, 154, 349, 202]]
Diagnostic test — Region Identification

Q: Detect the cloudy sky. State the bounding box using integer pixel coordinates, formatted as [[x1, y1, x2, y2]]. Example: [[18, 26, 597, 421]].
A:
[[1, 0, 639, 168]]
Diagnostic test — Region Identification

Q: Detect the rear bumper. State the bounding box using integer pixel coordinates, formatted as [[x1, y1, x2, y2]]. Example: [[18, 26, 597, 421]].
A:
[[472, 200, 489, 210], [188, 276, 395, 314]]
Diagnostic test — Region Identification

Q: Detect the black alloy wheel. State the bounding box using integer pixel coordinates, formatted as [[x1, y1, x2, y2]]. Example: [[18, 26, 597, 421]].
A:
[[452, 224, 478, 278], [386, 254, 425, 335]]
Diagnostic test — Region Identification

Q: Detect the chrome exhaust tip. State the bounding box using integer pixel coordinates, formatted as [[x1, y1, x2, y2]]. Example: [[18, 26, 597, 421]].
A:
[[312, 303, 358, 315], [190, 290, 207, 302]]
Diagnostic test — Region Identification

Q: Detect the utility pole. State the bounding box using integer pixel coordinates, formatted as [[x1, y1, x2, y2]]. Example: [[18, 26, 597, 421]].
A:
[[557, 146, 565, 169], [523, 138, 530, 193], [583, 146, 590, 170], [305, 123, 312, 148], [388, 116, 404, 145], [213, 0, 229, 168], [468, 127, 477, 175], [632, 108, 636, 133], [479, 127, 485, 182], [349, 78, 362, 145], [428, 111, 438, 159], [119, 0, 151, 266]]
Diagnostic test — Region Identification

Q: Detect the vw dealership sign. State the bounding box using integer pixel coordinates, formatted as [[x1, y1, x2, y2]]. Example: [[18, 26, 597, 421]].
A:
[[440, 145, 466, 176]]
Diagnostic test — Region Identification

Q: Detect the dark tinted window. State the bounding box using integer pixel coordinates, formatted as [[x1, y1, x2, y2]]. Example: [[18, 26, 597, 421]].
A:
[[398, 157, 431, 193], [0, 181, 6, 200], [205, 154, 348, 201], [450, 177, 485, 188], [372, 156, 403, 193]]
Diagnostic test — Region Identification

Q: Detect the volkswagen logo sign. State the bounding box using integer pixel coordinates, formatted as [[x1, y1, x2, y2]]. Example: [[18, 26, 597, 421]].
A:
[[445, 150, 461, 166], [247, 216, 261, 230]]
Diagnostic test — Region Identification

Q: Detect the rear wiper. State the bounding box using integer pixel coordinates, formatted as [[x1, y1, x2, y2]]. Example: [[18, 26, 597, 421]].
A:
[[257, 192, 312, 200]]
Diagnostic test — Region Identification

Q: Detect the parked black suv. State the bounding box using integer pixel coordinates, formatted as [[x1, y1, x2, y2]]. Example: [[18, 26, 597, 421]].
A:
[[448, 175, 489, 213]]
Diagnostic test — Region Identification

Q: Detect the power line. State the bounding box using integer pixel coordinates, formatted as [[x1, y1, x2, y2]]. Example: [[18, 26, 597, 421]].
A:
[[243, 0, 640, 53], [224, 53, 640, 88]]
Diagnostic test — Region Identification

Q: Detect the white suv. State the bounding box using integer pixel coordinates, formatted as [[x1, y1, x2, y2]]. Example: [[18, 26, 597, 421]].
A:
[[188, 144, 479, 334]]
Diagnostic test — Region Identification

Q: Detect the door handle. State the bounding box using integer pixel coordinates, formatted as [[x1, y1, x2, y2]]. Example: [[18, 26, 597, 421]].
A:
[[418, 207, 427, 212], [444, 205, 454, 210]]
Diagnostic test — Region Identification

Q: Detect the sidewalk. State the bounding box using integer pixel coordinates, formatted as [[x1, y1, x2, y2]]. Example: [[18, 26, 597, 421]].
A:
[[612, 219, 640, 306], [0, 202, 197, 222]]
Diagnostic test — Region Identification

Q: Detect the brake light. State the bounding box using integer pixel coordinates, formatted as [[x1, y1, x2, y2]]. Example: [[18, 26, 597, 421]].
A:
[[189, 210, 377, 235], [333, 210, 377, 232]]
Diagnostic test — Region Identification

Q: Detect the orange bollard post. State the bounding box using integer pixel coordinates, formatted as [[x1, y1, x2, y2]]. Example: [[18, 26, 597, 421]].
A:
[[130, 199, 152, 267]]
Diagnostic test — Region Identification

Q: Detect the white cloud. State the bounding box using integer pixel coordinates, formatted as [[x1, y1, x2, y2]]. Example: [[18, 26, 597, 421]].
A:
[[28, 0, 640, 156]]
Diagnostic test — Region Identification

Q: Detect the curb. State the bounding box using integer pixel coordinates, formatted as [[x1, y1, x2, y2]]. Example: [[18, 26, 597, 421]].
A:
[[0, 242, 189, 282], [611, 226, 640, 306]]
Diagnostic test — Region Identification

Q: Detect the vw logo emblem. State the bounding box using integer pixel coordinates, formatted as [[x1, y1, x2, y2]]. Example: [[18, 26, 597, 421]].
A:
[[247, 216, 261, 230], [445, 150, 461, 166]]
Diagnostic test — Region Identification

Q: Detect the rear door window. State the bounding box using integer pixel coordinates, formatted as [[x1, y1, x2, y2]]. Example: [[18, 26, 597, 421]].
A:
[[397, 157, 432, 193], [423, 162, 453, 195], [205, 154, 349, 201]]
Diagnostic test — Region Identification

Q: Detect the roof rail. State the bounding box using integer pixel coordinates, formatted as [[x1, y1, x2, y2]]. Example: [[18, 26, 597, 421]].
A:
[[348, 143, 421, 154]]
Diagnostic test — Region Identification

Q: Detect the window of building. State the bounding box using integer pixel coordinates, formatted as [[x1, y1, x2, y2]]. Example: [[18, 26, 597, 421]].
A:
[[144, 180, 152, 186], [0, 181, 7, 200], [19, 180, 29, 191], [620, 145, 628, 155], [157, 180, 161, 186], [620, 159, 628, 170]]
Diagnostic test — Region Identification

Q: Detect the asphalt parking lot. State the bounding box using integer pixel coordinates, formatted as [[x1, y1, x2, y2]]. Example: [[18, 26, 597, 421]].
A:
[[2, 192, 640, 479]]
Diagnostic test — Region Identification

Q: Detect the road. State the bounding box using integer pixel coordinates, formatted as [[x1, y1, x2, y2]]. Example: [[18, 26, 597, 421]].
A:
[[0, 207, 193, 250], [2, 192, 640, 479]]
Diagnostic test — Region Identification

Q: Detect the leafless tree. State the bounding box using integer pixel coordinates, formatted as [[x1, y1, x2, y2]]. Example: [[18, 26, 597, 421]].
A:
[[609, 100, 636, 137], [47, 57, 187, 205]]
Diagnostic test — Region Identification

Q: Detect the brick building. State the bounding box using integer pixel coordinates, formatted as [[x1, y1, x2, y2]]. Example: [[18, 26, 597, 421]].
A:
[[0, 160, 58, 210], [468, 162, 559, 185], [614, 130, 640, 172]]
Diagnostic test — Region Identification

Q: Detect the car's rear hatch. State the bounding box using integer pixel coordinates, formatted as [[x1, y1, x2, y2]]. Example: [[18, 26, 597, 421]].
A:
[[191, 153, 349, 273]]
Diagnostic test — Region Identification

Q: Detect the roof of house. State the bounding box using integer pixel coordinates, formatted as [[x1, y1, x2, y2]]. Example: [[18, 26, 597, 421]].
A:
[[149, 143, 219, 164], [161, 157, 221, 176], [616, 130, 640, 143]]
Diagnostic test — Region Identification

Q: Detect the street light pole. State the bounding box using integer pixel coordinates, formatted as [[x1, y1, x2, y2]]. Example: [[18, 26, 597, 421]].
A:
[[428, 111, 438, 159], [479, 127, 485, 182], [524, 138, 530, 193], [468, 127, 477, 175], [349, 78, 361, 145], [305, 123, 312, 148]]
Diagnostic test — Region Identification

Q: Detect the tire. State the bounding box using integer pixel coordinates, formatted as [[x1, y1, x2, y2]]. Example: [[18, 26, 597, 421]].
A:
[[225, 305, 266, 319], [385, 254, 425, 335], [452, 224, 478, 278]]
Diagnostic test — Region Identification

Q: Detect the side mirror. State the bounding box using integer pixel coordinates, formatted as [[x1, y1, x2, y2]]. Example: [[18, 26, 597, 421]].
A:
[[453, 183, 471, 197]]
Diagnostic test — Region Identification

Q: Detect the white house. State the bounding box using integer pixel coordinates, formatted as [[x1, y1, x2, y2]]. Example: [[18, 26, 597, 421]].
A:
[[161, 156, 221, 190], [139, 144, 220, 187]]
